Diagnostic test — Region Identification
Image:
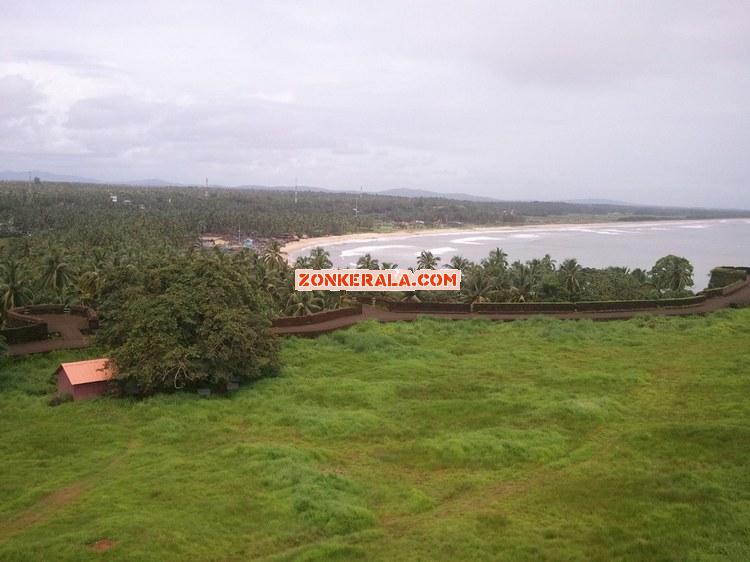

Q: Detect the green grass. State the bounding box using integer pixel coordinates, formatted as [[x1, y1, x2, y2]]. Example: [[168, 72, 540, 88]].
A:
[[1, 311, 750, 561]]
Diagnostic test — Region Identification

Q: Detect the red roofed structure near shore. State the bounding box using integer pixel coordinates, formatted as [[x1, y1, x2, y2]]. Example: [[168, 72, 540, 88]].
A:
[[56, 358, 114, 401]]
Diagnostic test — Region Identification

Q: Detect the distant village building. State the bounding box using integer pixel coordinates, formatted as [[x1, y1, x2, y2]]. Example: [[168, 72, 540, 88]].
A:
[[56, 358, 113, 401], [110, 195, 118, 203], [199, 235, 230, 249]]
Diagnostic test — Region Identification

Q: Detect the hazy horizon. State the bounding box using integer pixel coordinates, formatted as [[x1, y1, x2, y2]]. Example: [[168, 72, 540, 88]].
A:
[[1, 1, 749, 207]]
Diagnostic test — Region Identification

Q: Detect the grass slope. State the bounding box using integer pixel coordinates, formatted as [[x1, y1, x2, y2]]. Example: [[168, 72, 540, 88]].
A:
[[1, 312, 750, 561]]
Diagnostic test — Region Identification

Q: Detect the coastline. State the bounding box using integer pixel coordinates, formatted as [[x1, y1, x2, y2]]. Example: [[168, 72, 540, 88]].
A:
[[281, 217, 728, 261]]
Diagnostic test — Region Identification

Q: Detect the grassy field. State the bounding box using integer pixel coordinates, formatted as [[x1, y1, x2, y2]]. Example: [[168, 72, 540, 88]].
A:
[[1, 312, 750, 561]]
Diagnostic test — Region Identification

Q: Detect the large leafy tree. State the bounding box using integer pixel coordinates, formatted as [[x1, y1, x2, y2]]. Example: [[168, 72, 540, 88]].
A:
[[650, 255, 694, 294], [98, 252, 279, 394]]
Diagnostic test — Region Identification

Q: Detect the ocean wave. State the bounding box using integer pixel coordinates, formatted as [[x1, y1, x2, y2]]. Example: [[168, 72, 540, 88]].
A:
[[451, 236, 504, 245], [340, 244, 414, 257], [413, 247, 458, 256]]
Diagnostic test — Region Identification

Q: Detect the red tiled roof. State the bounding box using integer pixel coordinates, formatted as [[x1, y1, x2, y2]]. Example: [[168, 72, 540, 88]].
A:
[[57, 358, 113, 385]]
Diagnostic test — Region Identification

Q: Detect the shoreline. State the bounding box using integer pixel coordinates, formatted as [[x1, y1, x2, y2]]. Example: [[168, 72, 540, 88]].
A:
[[281, 217, 738, 260]]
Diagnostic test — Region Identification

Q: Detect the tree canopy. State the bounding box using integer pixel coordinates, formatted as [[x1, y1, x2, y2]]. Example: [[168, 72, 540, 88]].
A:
[[97, 252, 279, 394]]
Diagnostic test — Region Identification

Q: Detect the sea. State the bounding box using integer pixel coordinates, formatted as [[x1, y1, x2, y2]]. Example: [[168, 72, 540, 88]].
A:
[[288, 219, 750, 289]]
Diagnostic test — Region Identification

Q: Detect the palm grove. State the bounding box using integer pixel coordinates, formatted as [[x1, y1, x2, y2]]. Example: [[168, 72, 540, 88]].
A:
[[1, 182, 699, 393]]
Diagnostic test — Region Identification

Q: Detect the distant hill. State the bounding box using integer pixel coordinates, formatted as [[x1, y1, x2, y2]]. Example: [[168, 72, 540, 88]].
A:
[[0, 170, 181, 187], [124, 178, 183, 187], [1, 170, 746, 213], [564, 198, 633, 206], [375, 188, 499, 202], [237, 184, 330, 193], [0, 170, 101, 184], [241, 185, 500, 202]]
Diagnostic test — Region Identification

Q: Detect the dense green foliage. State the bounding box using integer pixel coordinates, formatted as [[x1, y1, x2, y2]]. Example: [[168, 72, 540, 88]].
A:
[[649, 255, 695, 293], [3, 182, 746, 242], [347, 249, 695, 303], [0, 181, 705, 328], [1, 312, 750, 560], [97, 252, 279, 394]]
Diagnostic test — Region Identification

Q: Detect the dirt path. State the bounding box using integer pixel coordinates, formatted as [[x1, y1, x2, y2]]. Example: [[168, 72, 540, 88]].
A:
[[272, 281, 750, 336], [0, 482, 90, 543], [0, 440, 137, 544]]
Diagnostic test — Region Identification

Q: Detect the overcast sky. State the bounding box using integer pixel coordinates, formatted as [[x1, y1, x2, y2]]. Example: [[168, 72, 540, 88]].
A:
[[1, 1, 749, 207]]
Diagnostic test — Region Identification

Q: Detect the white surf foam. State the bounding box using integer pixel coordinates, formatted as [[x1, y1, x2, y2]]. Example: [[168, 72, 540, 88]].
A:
[[412, 246, 458, 256], [451, 236, 504, 245], [340, 244, 414, 257]]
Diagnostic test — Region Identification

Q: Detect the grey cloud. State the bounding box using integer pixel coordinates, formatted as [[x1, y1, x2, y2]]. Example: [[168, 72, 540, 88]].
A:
[[10, 50, 121, 77], [66, 96, 159, 130], [0, 74, 44, 119], [0, 75, 51, 153], [0, 1, 749, 207]]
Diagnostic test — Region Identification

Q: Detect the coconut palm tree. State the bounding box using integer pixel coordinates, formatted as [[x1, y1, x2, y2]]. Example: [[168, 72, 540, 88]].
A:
[[448, 255, 473, 272], [40, 250, 74, 303], [630, 268, 649, 285], [482, 247, 508, 273], [76, 270, 103, 307], [321, 291, 343, 310], [91, 247, 108, 269], [461, 269, 494, 305], [539, 254, 557, 274], [285, 291, 324, 316], [380, 262, 398, 270], [262, 240, 287, 271], [294, 256, 312, 269], [416, 250, 440, 270], [309, 247, 332, 269], [650, 255, 694, 293], [0, 258, 34, 317], [559, 258, 583, 299], [356, 253, 380, 270], [509, 262, 535, 301]]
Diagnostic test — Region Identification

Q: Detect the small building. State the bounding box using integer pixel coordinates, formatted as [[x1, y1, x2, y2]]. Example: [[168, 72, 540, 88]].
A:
[[56, 358, 114, 401], [199, 235, 229, 249]]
